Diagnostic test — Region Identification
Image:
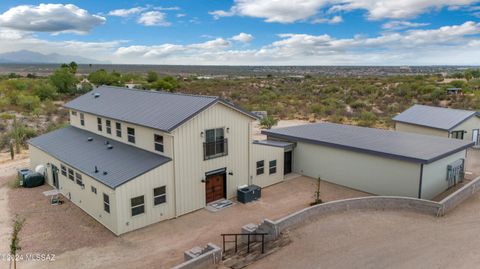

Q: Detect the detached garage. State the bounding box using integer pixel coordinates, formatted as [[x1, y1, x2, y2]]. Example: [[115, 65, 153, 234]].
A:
[[262, 123, 473, 200]]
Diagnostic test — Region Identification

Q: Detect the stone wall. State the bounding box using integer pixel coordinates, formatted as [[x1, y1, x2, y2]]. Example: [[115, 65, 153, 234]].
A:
[[171, 243, 222, 269], [439, 177, 480, 215]]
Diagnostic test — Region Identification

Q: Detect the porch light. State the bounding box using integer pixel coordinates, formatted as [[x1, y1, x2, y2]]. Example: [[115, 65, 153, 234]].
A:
[[200, 131, 204, 137]]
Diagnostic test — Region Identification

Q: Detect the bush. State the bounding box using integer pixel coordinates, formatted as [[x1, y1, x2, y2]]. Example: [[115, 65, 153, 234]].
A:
[[50, 67, 77, 93], [357, 111, 377, 127], [33, 82, 57, 101], [259, 115, 278, 129], [17, 95, 40, 111]]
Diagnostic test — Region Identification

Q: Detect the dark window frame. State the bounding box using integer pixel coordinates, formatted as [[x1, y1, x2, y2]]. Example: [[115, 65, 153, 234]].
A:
[[68, 168, 74, 181], [269, 160, 277, 175], [80, 113, 85, 126], [60, 164, 67, 176], [71, 110, 77, 116], [97, 117, 102, 132], [106, 120, 112, 134], [153, 186, 167, 206], [154, 134, 164, 152], [451, 130, 465, 140], [75, 172, 83, 187], [203, 128, 227, 160], [116, 122, 122, 137], [127, 127, 135, 144], [91, 186, 97, 194], [131, 195, 145, 216], [256, 160, 265, 175], [103, 193, 110, 213]]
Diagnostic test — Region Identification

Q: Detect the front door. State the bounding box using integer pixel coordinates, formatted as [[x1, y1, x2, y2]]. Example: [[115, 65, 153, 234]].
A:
[[473, 129, 479, 146], [284, 151, 292, 175], [51, 164, 59, 189], [205, 173, 225, 203]]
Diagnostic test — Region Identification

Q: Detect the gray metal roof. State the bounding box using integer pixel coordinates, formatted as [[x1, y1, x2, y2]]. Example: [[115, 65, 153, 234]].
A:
[[262, 123, 473, 164], [28, 126, 171, 189], [393, 104, 478, 131], [253, 140, 294, 148], [64, 86, 257, 133]]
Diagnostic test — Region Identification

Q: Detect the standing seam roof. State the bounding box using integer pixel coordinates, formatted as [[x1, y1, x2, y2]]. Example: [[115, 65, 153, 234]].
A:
[[262, 123, 473, 164]]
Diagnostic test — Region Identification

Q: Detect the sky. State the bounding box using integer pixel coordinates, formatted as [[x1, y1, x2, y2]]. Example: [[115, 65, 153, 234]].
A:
[[0, 0, 480, 65]]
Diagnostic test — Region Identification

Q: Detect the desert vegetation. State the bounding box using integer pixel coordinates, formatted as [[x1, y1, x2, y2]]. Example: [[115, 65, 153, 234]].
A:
[[1, 63, 480, 153]]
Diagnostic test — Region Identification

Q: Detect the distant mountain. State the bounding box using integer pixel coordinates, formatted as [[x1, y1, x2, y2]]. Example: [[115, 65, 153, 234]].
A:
[[0, 50, 108, 64]]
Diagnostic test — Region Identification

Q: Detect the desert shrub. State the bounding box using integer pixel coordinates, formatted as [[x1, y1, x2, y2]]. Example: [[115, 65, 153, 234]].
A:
[[33, 82, 57, 101], [357, 111, 377, 127], [259, 115, 278, 129], [17, 95, 41, 111], [50, 67, 77, 93]]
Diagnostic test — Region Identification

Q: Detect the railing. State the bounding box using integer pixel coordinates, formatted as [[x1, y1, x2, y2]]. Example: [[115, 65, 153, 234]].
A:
[[204, 139, 228, 160], [221, 233, 267, 254]]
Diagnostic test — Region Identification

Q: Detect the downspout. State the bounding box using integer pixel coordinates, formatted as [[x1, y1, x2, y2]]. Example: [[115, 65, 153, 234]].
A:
[[418, 164, 424, 199], [171, 134, 178, 218], [248, 121, 252, 186]]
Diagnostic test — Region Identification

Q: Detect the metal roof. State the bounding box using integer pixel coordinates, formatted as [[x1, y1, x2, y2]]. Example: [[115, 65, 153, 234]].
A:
[[252, 140, 294, 148], [262, 123, 473, 164], [28, 126, 171, 189], [393, 104, 478, 131], [64, 86, 257, 133]]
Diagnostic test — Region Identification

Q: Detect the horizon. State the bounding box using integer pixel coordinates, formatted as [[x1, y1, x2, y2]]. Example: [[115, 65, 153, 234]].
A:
[[0, 1, 480, 65]]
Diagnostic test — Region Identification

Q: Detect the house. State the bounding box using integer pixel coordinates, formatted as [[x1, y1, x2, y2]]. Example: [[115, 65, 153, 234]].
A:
[[28, 86, 259, 235], [446, 87, 462, 94], [393, 105, 480, 146], [262, 123, 473, 200]]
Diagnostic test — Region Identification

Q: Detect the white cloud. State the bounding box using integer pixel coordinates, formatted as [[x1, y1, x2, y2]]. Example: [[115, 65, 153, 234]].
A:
[[210, 0, 480, 23], [189, 38, 231, 50], [312, 15, 343, 24], [230, 32, 254, 43], [0, 4, 105, 34], [382, 21, 430, 30], [137, 11, 171, 26], [176, 13, 187, 18], [108, 7, 145, 17]]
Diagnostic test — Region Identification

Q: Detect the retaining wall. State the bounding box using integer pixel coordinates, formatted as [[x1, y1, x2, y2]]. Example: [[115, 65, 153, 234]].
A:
[[171, 243, 222, 269]]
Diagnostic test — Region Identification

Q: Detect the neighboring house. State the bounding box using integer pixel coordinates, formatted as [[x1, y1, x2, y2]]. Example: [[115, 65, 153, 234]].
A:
[[29, 86, 260, 235], [393, 105, 480, 146], [263, 123, 473, 200], [446, 87, 462, 94]]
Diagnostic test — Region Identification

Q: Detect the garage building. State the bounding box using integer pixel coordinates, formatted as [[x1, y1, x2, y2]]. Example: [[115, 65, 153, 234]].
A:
[[263, 123, 473, 199]]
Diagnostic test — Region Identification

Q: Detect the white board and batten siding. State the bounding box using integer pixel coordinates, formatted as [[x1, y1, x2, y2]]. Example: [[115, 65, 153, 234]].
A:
[[421, 150, 467, 200], [293, 142, 422, 197], [172, 103, 253, 216], [251, 143, 285, 188], [29, 145, 119, 234], [395, 122, 448, 137], [451, 116, 480, 141]]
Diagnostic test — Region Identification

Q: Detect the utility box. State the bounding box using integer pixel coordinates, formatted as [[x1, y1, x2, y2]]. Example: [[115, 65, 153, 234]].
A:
[[237, 185, 262, 204], [17, 168, 32, 186]]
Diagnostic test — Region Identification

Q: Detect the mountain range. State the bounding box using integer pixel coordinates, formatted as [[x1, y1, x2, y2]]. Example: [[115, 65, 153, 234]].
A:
[[0, 50, 108, 64]]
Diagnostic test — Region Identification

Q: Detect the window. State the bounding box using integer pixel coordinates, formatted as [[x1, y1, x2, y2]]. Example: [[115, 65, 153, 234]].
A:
[[61, 164, 67, 176], [80, 113, 85, 126], [154, 134, 164, 152], [127, 127, 135, 143], [256, 161, 265, 175], [204, 128, 227, 160], [116, 122, 122, 137], [68, 168, 74, 181], [97, 117, 102, 132], [269, 160, 277, 174], [71, 110, 77, 116], [451, 130, 465, 139], [103, 193, 110, 213], [91, 186, 97, 194], [153, 186, 166, 205], [75, 172, 83, 186], [131, 195, 145, 216], [106, 120, 111, 134]]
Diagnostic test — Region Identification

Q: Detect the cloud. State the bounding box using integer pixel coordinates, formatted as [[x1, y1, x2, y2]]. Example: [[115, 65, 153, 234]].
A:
[[0, 4, 105, 34], [382, 21, 430, 30], [108, 7, 146, 17], [312, 15, 343, 24], [210, 0, 480, 23], [137, 11, 171, 26], [176, 13, 187, 18], [230, 32, 254, 43]]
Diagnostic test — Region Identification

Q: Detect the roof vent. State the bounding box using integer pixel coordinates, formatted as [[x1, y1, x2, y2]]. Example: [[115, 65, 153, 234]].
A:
[[93, 93, 101, 98], [94, 166, 99, 173], [103, 171, 108, 175], [107, 144, 113, 150], [87, 137, 93, 142], [104, 141, 110, 145]]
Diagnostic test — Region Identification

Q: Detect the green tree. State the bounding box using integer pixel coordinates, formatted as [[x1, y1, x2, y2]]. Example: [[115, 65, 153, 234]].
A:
[[88, 69, 121, 86], [50, 67, 77, 93], [33, 82, 57, 101], [146, 71, 159, 83], [259, 115, 278, 129], [358, 111, 377, 127]]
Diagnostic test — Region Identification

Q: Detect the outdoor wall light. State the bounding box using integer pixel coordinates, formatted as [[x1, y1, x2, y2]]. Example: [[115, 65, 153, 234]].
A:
[[201, 177, 206, 183], [200, 131, 204, 137], [226, 127, 230, 133], [228, 171, 233, 175]]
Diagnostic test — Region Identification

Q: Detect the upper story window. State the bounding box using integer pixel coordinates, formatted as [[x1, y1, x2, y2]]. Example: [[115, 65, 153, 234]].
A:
[[116, 122, 122, 137], [80, 113, 85, 126], [451, 131, 465, 140], [97, 117, 102, 132], [154, 134, 164, 152], [269, 160, 277, 174], [127, 127, 135, 144], [256, 160, 265, 175], [106, 120, 112, 134], [68, 168, 74, 181], [131, 195, 145, 216], [204, 128, 227, 160], [60, 164, 67, 177], [75, 172, 83, 187], [71, 110, 77, 116]]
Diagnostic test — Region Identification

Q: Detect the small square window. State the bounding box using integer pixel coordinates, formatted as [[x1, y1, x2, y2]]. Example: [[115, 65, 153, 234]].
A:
[[154, 134, 164, 152], [91, 186, 97, 194], [269, 160, 277, 175], [153, 186, 166, 205], [131, 195, 145, 216], [61, 164, 67, 176], [256, 160, 264, 175], [71, 110, 77, 116], [68, 168, 74, 181]]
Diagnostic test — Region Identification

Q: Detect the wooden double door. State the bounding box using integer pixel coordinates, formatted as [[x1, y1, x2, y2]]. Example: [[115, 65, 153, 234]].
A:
[[205, 173, 226, 204]]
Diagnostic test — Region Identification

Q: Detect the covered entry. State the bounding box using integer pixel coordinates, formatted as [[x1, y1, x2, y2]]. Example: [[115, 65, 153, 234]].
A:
[[205, 168, 226, 203]]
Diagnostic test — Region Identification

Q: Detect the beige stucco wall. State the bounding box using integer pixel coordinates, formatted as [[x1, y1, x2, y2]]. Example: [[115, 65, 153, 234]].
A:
[[172, 103, 253, 216], [395, 122, 448, 137], [115, 161, 175, 234], [421, 150, 467, 200], [451, 116, 480, 142], [29, 145, 119, 234], [292, 142, 422, 197], [251, 144, 285, 188], [69, 110, 173, 158]]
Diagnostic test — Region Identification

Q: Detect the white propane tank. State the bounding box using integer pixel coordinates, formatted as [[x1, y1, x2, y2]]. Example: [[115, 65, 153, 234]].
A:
[[35, 165, 46, 174]]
